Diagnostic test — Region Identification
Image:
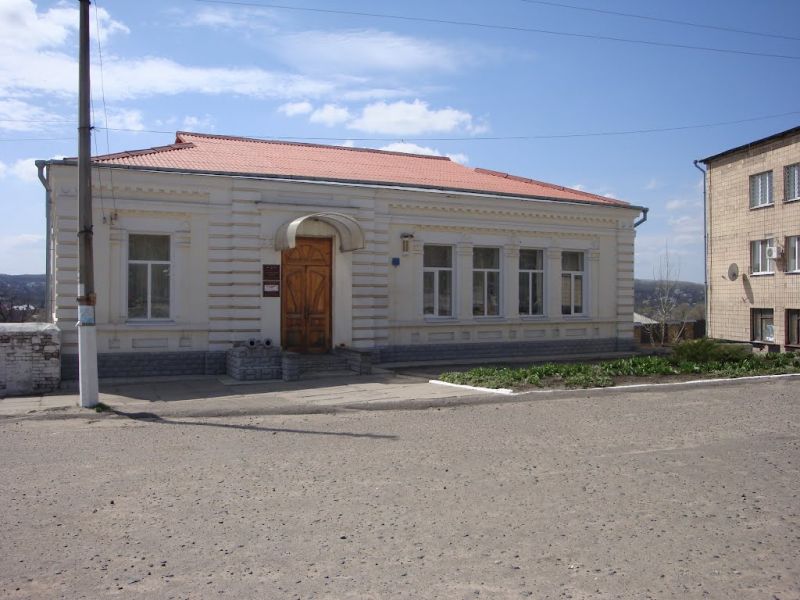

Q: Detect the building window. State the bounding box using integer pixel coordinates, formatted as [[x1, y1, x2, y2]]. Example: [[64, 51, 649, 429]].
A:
[[786, 163, 800, 202], [423, 245, 453, 317], [788, 236, 799, 273], [473, 247, 500, 316], [750, 239, 775, 274], [749, 171, 773, 208], [752, 308, 775, 343], [561, 251, 585, 315], [128, 234, 170, 319], [788, 310, 800, 346], [519, 249, 544, 316]]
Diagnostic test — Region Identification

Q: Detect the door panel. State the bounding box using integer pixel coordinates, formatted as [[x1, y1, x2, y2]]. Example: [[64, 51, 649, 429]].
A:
[[281, 238, 332, 353]]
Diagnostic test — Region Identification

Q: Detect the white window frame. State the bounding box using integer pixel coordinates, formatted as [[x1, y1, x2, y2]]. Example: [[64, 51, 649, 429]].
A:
[[787, 236, 800, 273], [750, 239, 775, 275], [749, 171, 773, 208], [472, 247, 501, 317], [561, 251, 586, 316], [785, 163, 800, 203], [422, 244, 454, 318], [519, 248, 545, 317], [127, 233, 172, 321]]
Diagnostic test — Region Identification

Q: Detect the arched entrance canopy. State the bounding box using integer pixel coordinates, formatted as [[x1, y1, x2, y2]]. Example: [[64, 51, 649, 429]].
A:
[[275, 212, 365, 253]]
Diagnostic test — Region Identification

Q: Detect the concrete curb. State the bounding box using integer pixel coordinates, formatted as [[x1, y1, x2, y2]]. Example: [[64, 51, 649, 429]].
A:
[[2, 371, 798, 422]]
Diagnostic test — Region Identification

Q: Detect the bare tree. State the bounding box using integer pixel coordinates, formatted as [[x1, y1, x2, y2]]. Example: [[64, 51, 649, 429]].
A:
[[643, 245, 690, 346]]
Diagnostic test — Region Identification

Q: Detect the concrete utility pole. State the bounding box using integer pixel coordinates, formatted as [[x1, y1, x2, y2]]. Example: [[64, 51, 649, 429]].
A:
[[77, 0, 98, 407]]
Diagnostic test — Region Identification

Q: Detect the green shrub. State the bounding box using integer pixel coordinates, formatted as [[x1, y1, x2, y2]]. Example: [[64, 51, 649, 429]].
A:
[[671, 338, 751, 364]]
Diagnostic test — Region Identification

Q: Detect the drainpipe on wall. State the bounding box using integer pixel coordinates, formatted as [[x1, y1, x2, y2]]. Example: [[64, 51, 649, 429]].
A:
[[633, 207, 649, 228], [35, 160, 53, 322], [693, 160, 709, 335]]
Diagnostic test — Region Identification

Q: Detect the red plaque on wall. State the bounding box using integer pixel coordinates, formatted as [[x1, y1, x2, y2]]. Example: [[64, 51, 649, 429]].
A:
[[263, 264, 280, 297]]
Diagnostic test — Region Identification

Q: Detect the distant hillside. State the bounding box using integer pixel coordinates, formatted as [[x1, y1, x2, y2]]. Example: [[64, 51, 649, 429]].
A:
[[635, 278, 705, 320], [0, 274, 46, 308]]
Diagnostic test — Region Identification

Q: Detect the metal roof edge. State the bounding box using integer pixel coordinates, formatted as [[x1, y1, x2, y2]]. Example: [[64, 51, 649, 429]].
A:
[[44, 160, 646, 213]]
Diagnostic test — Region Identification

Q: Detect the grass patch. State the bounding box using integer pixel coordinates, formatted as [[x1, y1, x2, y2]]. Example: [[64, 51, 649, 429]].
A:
[[438, 340, 800, 390], [93, 402, 111, 413]]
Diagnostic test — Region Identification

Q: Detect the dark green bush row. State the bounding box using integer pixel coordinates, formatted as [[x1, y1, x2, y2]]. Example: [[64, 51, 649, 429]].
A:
[[439, 339, 800, 389]]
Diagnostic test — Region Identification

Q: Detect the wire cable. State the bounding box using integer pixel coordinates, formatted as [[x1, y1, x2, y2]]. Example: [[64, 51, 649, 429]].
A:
[[193, 0, 800, 60], [89, 110, 800, 142], [518, 0, 800, 42]]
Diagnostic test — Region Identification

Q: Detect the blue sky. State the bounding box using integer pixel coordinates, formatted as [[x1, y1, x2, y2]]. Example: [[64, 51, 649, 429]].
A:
[[1, 0, 799, 282]]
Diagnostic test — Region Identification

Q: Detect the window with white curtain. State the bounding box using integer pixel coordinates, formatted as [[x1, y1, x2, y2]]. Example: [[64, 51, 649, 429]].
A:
[[785, 163, 800, 202], [749, 171, 773, 208], [561, 251, 585, 315], [423, 245, 453, 317], [473, 247, 500, 316], [750, 239, 775, 274], [519, 249, 544, 316]]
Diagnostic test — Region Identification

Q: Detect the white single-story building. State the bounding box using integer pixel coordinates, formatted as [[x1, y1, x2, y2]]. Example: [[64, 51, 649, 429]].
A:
[[38, 132, 647, 379]]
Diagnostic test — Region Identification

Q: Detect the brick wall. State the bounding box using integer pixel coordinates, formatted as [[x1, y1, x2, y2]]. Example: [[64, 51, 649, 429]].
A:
[[0, 323, 61, 397], [706, 131, 800, 348]]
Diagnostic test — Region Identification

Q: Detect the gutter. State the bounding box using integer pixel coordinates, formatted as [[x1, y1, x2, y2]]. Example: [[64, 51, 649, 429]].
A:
[[633, 207, 649, 228], [41, 159, 648, 214], [35, 160, 53, 322], [693, 160, 709, 332]]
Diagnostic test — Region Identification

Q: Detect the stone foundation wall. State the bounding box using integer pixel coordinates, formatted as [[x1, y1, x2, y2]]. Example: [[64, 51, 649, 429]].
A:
[[0, 323, 61, 397], [376, 337, 633, 364], [61, 350, 227, 380], [227, 345, 282, 380]]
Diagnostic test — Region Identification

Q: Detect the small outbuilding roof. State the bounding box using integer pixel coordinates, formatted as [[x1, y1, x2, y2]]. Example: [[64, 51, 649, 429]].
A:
[[77, 132, 635, 209]]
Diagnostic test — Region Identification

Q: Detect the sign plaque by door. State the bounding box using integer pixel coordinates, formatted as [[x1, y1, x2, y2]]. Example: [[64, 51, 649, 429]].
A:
[[262, 264, 280, 297]]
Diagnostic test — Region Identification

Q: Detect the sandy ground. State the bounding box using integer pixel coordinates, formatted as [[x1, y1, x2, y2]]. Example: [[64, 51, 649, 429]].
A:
[[1, 378, 798, 599]]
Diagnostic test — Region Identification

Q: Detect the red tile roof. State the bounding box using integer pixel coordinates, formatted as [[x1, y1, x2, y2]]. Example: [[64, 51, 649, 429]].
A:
[[91, 132, 632, 208]]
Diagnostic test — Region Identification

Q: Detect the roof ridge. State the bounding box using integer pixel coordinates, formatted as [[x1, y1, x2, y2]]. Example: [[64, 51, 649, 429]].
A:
[[474, 167, 623, 205], [93, 142, 195, 162], [176, 131, 451, 161]]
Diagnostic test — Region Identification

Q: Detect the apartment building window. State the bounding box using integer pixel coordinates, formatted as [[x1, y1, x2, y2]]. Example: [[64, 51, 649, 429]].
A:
[[561, 251, 585, 315], [788, 310, 800, 346], [128, 234, 171, 320], [750, 239, 775, 274], [473, 247, 500, 316], [423, 245, 453, 317], [788, 236, 800, 273], [519, 249, 544, 316], [749, 171, 773, 208], [752, 308, 775, 343], [786, 163, 800, 202]]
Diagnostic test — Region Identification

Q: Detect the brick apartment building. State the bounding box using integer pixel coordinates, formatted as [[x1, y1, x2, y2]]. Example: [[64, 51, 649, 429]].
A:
[[698, 126, 800, 350]]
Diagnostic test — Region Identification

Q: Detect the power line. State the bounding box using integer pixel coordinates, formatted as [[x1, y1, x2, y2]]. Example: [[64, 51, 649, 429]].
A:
[[3, 111, 797, 144], [194, 0, 800, 60], [88, 110, 800, 141], [518, 0, 800, 42]]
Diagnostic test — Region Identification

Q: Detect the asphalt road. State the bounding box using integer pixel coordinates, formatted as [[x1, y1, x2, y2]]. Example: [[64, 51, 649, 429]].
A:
[[1, 378, 798, 599]]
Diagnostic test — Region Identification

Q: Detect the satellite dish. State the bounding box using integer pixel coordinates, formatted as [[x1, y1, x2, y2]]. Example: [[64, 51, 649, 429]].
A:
[[727, 263, 739, 281]]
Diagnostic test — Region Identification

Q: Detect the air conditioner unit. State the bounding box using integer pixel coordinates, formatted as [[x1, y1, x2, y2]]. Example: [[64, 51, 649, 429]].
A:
[[766, 246, 783, 260]]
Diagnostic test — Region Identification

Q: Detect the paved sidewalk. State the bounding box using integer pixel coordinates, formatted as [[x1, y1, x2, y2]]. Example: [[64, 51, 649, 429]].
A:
[[0, 372, 484, 419]]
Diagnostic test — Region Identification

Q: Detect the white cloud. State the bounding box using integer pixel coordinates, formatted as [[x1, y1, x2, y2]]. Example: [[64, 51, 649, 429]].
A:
[[181, 114, 214, 131], [309, 104, 351, 127], [278, 101, 313, 117], [0, 98, 67, 132], [379, 142, 468, 164], [571, 183, 586, 191], [9, 158, 39, 183], [644, 178, 659, 191], [0, 158, 40, 183], [340, 139, 355, 148], [603, 192, 617, 199], [185, 6, 276, 31], [274, 30, 460, 75], [348, 100, 480, 135], [104, 108, 145, 131]]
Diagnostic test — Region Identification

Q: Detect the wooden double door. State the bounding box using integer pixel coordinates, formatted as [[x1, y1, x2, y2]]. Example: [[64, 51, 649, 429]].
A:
[[281, 237, 332, 353]]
